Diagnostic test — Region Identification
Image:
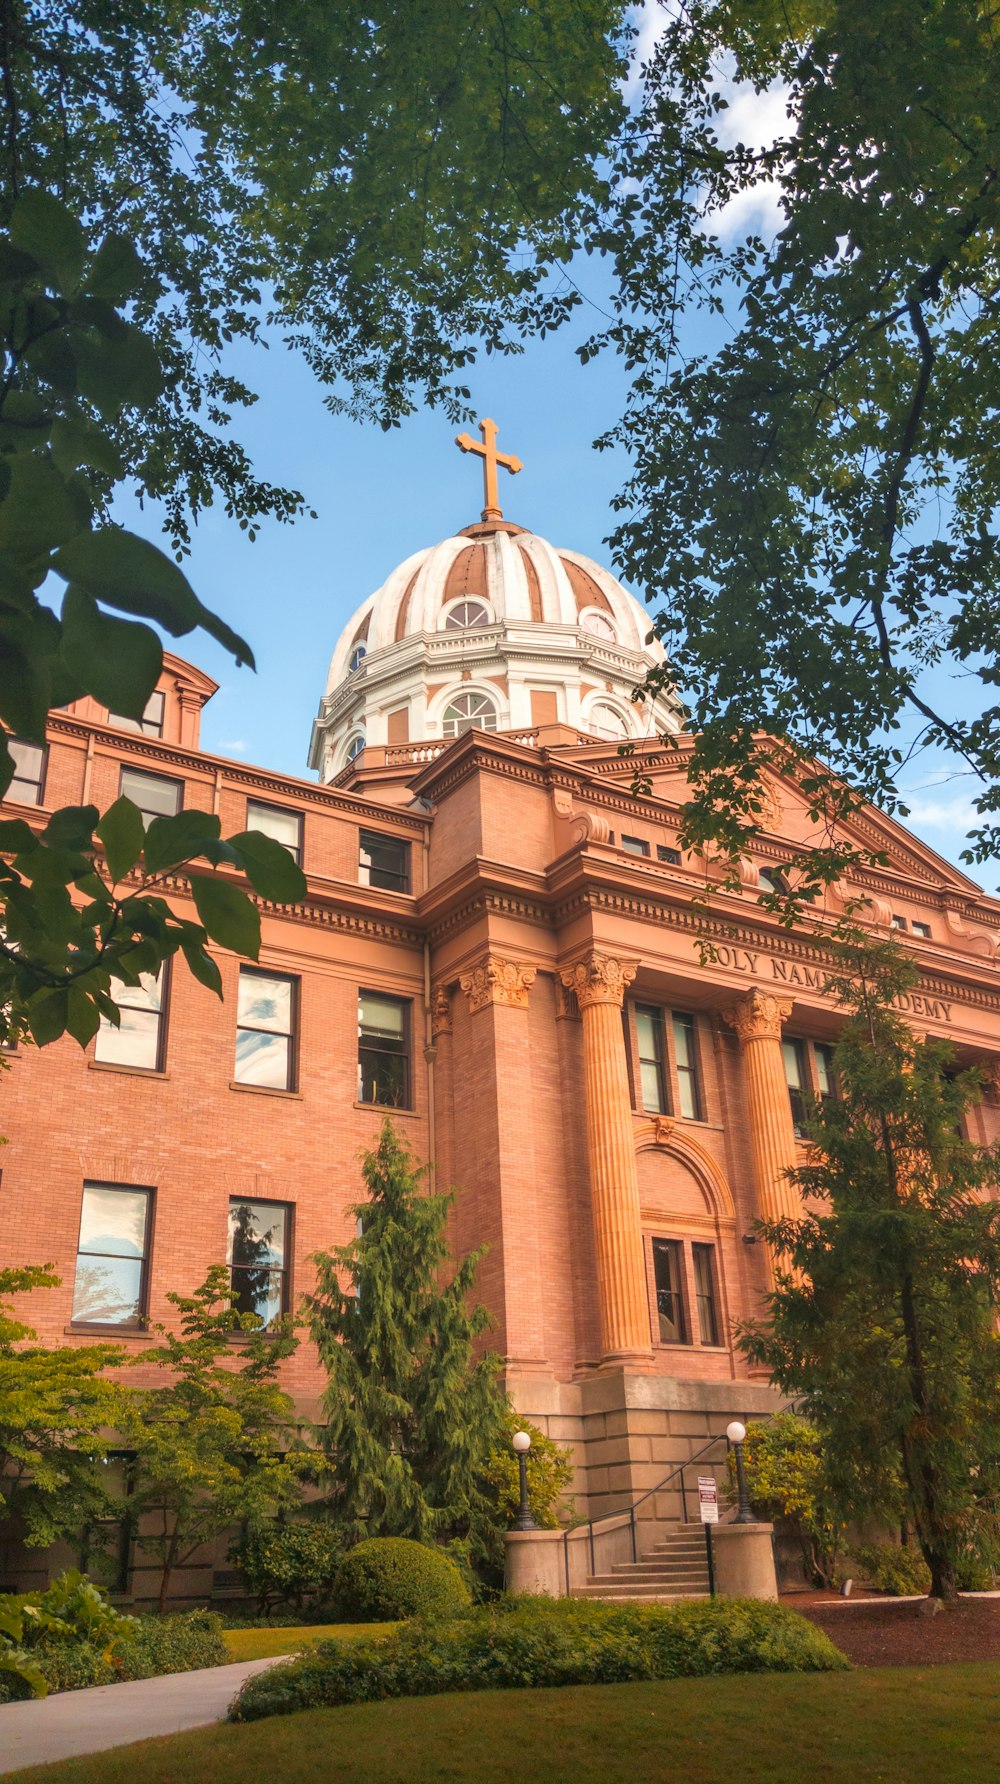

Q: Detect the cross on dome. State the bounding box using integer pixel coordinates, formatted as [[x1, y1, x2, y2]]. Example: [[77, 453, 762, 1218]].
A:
[[454, 417, 522, 522]]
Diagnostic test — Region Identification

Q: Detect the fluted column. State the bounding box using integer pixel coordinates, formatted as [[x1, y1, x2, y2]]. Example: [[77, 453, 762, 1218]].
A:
[[560, 953, 652, 1364], [723, 990, 798, 1274]]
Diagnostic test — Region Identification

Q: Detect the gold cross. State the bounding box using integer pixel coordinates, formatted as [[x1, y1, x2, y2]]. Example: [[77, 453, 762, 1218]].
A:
[[455, 417, 523, 521]]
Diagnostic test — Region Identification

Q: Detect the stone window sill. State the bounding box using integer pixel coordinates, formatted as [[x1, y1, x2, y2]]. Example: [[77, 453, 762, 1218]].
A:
[[65, 1324, 155, 1340], [89, 1061, 169, 1080], [352, 1100, 418, 1118], [228, 1080, 302, 1100]]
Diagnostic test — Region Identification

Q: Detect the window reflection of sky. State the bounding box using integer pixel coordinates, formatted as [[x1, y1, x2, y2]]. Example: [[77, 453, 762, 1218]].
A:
[[238, 975, 291, 1032], [79, 1186, 148, 1256], [235, 1028, 289, 1085]]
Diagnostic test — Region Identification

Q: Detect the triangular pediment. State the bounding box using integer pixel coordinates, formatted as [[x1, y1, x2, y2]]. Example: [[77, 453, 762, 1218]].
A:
[[554, 740, 983, 899]]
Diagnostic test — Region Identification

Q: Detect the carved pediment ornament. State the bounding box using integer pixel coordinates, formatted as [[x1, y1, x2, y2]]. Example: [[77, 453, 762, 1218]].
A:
[[722, 989, 794, 1045], [459, 955, 537, 1014], [652, 1115, 676, 1147], [559, 953, 638, 1010]]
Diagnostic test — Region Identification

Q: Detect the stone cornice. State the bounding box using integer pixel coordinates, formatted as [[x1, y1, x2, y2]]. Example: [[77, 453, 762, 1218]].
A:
[[128, 865, 424, 950]]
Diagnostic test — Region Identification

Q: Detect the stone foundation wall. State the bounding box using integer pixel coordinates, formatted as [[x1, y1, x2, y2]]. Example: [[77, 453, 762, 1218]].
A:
[[508, 1366, 785, 1554]]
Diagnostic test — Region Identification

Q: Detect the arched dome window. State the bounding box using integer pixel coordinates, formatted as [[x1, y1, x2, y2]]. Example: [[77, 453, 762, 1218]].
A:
[[588, 701, 631, 740], [345, 731, 366, 762], [580, 608, 616, 642], [443, 598, 491, 631], [442, 690, 499, 738], [349, 641, 367, 673]]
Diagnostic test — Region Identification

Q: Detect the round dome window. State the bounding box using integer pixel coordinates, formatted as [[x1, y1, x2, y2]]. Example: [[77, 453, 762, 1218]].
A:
[[589, 702, 630, 740], [580, 609, 616, 642], [444, 599, 491, 630]]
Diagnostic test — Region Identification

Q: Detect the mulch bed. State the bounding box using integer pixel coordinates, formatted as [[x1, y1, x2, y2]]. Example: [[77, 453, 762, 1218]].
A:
[[797, 1594, 1000, 1667]]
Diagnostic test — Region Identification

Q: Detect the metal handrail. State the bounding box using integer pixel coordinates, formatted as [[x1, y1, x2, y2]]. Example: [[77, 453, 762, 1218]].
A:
[[561, 1431, 732, 1594]]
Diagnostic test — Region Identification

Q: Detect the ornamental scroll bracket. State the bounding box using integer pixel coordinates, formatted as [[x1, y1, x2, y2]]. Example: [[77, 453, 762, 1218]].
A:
[[459, 956, 537, 1014], [722, 989, 794, 1046], [430, 984, 453, 1036], [559, 953, 638, 1011]]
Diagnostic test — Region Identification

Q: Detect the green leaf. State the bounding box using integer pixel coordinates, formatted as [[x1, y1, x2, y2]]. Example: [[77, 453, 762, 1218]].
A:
[[87, 233, 146, 305], [65, 984, 102, 1048], [72, 320, 163, 414], [25, 988, 69, 1047], [229, 831, 307, 904], [50, 417, 124, 479], [0, 456, 79, 561], [179, 934, 224, 996], [52, 528, 255, 671], [189, 874, 261, 959], [10, 189, 85, 294], [42, 806, 98, 850], [142, 809, 221, 876], [23, 329, 77, 394], [0, 818, 37, 855], [96, 797, 145, 882], [59, 585, 162, 719]]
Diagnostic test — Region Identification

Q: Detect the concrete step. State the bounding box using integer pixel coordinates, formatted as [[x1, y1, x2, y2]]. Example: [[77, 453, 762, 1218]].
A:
[[608, 1568, 709, 1584], [576, 1578, 707, 1597], [572, 1586, 711, 1602]]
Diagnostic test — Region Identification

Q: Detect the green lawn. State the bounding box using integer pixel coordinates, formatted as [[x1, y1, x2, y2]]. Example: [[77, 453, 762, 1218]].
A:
[[8, 1665, 1000, 1784], [222, 1624, 396, 1662]]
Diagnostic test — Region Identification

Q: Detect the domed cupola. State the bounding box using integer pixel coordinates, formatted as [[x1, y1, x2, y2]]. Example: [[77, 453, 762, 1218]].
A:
[[308, 420, 682, 781]]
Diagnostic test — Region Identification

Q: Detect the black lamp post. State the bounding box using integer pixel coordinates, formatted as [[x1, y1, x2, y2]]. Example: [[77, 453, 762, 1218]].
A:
[[511, 1430, 537, 1531], [727, 1420, 756, 1524]]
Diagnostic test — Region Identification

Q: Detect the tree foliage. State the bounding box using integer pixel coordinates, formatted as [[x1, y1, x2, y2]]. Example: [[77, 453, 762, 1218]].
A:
[[118, 1267, 315, 1613], [1, 1, 629, 551], [595, 0, 1000, 886], [0, 1265, 123, 1570], [0, 186, 307, 1046], [738, 936, 1000, 1600], [732, 1413, 844, 1587], [306, 1122, 509, 1555]]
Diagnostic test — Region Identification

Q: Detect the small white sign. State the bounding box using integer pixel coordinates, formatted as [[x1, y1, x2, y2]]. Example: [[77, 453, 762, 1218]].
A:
[[698, 1476, 719, 1524]]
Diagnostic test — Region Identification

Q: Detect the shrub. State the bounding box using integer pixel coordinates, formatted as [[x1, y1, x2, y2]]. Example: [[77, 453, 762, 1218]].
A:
[[475, 1415, 574, 1583], [851, 1544, 932, 1596], [230, 1595, 848, 1721], [233, 1523, 343, 1613], [732, 1414, 845, 1587], [0, 1603, 226, 1703], [335, 1538, 471, 1623]]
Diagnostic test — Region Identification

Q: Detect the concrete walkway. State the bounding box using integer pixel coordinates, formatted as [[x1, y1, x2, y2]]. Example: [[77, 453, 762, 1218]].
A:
[[0, 1657, 281, 1776]]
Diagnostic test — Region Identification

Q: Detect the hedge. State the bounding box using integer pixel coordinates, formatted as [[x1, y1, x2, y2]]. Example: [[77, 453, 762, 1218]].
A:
[[0, 1609, 227, 1703], [335, 1538, 472, 1623], [230, 1595, 848, 1721]]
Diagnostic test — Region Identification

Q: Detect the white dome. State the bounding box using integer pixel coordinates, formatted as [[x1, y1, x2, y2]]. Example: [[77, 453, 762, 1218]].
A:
[[309, 518, 680, 779]]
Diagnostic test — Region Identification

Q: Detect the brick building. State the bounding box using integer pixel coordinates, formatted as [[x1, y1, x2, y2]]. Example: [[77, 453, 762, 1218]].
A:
[[5, 435, 1000, 1597]]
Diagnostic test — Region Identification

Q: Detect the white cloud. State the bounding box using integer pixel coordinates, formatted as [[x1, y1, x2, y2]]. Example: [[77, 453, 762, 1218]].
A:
[[217, 738, 248, 754]]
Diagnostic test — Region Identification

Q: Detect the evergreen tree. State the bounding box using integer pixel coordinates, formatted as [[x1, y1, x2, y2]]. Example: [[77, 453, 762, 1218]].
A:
[[739, 938, 1000, 1601], [307, 1123, 508, 1552]]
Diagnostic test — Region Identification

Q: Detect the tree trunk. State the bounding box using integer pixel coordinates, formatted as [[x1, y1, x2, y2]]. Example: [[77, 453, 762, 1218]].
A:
[[158, 1531, 180, 1615], [927, 1552, 958, 1602]]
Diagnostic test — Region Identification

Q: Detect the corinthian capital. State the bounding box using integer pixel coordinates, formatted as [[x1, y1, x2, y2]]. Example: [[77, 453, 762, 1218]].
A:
[[560, 953, 638, 1010], [723, 988, 793, 1045], [459, 955, 537, 1014]]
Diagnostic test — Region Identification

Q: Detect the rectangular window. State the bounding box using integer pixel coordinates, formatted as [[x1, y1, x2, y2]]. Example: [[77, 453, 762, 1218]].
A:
[[890, 914, 907, 931], [94, 971, 165, 1072], [119, 766, 182, 829], [235, 969, 297, 1091], [913, 921, 932, 939], [246, 799, 302, 865], [359, 829, 410, 893], [620, 834, 650, 857], [72, 1183, 152, 1327], [692, 1243, 720, 1346], [657, 844, 681, 865], [358, 990, 410, 1107], [228, 1197, 290, 1326], [7, 738, 46, 805], [635, 1005, 669, 1114], [672, 1013, 702, 1120], [108, 691, 165, 738], [813, 1042, 837, 1102], [782, 1038, 808, 1137], [652, 1238, 686, 1344]]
